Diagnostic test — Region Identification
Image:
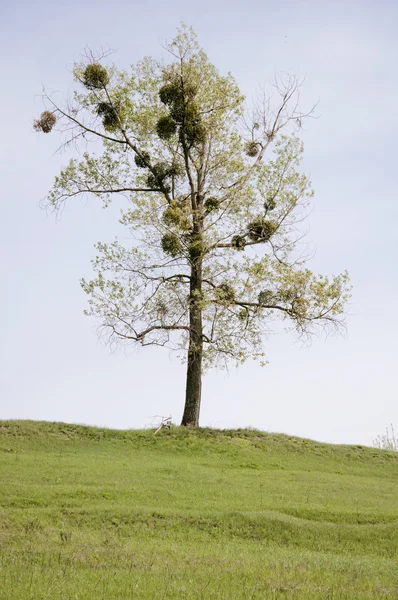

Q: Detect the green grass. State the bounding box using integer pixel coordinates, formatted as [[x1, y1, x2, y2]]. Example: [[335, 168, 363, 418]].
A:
[[0, 420, 397, 599]]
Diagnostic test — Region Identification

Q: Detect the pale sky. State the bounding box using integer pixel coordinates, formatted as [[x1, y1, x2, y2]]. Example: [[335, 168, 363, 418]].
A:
[[1, 0, 397, 445]]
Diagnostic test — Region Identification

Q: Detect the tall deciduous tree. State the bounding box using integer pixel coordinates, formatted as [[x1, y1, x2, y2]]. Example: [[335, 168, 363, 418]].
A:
[[35, 27, 350, 426]]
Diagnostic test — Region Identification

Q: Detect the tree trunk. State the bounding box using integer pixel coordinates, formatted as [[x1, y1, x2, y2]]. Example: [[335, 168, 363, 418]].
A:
[[181, 256, 203, 426]]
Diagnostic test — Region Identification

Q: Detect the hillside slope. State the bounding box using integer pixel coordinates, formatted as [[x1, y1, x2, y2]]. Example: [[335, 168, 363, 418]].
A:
[[0, 420, 397, 599]]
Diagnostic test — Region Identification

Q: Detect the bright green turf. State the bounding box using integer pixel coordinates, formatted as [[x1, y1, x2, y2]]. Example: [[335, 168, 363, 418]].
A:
[[0, 420, 397, 599]]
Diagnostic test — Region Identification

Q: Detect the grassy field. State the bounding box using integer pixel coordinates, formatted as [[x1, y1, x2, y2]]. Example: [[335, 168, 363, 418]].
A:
[[0, 420, 397, 599]]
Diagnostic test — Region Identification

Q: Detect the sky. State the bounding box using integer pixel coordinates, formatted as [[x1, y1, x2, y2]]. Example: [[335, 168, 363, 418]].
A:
[[1, 0, 397, 445]]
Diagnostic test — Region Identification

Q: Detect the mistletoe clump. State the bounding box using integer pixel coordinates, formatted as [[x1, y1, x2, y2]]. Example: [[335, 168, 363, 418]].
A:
[[168, 163, 185, 178], [159, 82, 196, 116], [161, 233, 182, 257], [82, 63, 109, 89], [216, 282, 235, 303], [238, 307, 249, 321], [163, 202, 190, 230], [96, 102, 121, 131], [188, 234, 205, 259], [183, 106, 206, 145], [156, 115, 177, 140], [33, 111, 56, 133], [147, 162, 183, 192], [245, 141, 259, 157], [158, 80, 205, 146], [204, 197, 220, 212], [247, 218, 277, 242], [264, 195, 277, 211], [163, 204, 181, 227], [134, 152, 151, 168], [146, 162, 171, 191], [231, 235, 246, 251], [258, 290, 274, 305], [159, 83, 181, 106], [278, 288, 297, 303]]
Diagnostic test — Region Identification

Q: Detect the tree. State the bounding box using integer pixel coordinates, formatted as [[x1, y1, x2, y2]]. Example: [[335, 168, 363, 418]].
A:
[[35, 26, 351, 427]]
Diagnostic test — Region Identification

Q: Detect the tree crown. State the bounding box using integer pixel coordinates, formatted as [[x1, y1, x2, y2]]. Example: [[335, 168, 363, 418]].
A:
[[36, 26, 351, 369]]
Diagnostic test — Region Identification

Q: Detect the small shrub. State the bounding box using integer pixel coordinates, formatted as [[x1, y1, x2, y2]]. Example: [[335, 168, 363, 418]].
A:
[[373, 425, 398, 452]]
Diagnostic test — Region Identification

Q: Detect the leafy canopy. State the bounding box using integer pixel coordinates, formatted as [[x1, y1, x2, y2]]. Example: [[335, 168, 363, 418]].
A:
[[38, 26, 351, 369]]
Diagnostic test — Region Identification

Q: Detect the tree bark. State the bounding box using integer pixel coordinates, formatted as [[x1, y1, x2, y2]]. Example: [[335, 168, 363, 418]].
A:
[[181, 256, 203, 426]]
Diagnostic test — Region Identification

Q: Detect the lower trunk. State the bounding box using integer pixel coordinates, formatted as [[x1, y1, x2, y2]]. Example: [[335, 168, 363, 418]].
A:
[[181, 340, 202, 426], [181, 257, 203, 427]]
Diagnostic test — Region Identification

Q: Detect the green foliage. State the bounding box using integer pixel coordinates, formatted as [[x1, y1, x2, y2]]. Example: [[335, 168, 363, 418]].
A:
[[33, 111, 56, 133], [1, 420, 398, 599], [82, 63, 109, 89], [161, 232, 182, 256]]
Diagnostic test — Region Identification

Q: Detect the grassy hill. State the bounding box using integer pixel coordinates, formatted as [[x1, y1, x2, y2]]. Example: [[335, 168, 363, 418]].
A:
[[0, 420, 397, 599]]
